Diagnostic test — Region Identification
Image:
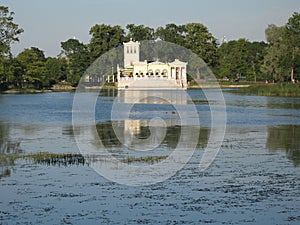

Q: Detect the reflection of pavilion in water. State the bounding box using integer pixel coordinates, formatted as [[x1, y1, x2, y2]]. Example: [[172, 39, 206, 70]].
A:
[[97, 88, 209, 149], [97, 120, 209, 150], [115, 89, 188, 104], [116, 119, 179, 149], [112, 90, 190, 149]]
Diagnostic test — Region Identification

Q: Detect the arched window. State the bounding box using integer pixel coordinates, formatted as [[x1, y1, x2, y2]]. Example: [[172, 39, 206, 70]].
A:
[[134, 46, 136, 53], [127, 46, 129, 54], [162, 69, 168, 77], [130, 46, 133, 53], [155, 69, 160, 76], [148, 69, 153, 76]]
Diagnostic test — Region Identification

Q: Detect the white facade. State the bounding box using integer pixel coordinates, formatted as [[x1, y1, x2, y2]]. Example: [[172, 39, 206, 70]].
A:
[[117, 40, 188, 89]]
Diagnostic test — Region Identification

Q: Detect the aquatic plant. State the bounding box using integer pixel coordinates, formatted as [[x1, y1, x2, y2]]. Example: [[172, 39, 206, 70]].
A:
[[0, 152, 171, 167], [121, 155, 168, 164], [0, 152, 85, 166]]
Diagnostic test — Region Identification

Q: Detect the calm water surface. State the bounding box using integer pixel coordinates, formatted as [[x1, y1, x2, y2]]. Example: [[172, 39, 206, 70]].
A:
[[0, 90, 299, 224]]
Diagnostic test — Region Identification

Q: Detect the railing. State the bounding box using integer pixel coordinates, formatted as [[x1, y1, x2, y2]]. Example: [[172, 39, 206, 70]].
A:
[[120, 76, 171, 81]]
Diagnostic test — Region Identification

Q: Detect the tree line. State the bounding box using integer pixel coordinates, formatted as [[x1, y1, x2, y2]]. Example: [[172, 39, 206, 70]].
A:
[[0, 6, 299, 90]]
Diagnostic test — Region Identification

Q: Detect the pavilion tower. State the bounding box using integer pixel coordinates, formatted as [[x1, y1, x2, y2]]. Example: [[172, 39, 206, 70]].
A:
[[123, 39, 140, 68]]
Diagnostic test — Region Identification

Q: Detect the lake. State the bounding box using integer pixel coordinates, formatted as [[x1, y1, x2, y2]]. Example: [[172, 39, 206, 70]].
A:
[[0, 89, 299, 224]]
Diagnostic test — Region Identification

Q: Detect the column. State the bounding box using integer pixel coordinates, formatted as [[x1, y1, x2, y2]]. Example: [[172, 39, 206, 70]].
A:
[[182, 67, 186, 80], [171, 67, 176, 79], [117, 64, 120, 82]]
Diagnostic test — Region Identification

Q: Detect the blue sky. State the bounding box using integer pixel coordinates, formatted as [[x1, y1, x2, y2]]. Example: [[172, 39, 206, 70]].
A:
[[2, 0, 300, 57]]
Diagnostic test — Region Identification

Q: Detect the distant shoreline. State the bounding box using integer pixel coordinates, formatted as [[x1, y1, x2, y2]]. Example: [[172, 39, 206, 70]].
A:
[[1, 83, 299, 97]]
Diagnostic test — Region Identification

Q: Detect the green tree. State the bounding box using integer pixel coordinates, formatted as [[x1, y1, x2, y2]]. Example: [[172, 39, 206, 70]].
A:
[[217, 39, 249, 80], [60, 38, 90, 86], [5, 57, 23, 88], [246, 41, 268, 82], [262, 24, 289, 81], [156, 23, 218, 67], [25, 61, 47, 88], [262, 13, 300, 82], [89, 24, 125, 60], [155, 24, 186, 46], [17, 47, 46, 89], [126, 24, 155, 41], [45, 57, 67, 85], [217, 39, 267, 81], [184, 23, 218, 67], [17, 47, 45, 64], [0, 56, 9, 89], [0, 6, 24, 56], [286, 12, 300, 82], [0, 6, 23, 90]]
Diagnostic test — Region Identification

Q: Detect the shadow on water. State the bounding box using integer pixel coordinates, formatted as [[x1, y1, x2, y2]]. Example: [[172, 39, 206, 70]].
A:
[[266, 124, 300, 166], [0, 120, 87, 179], [0, 120, 22, 179], [99, 88, 118, 97], [267, 97, 300, 110], [267, 103, 300, 110]]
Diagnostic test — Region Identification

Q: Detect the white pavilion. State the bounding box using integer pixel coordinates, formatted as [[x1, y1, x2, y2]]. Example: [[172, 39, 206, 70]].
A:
[[116, 39, 188, 89]]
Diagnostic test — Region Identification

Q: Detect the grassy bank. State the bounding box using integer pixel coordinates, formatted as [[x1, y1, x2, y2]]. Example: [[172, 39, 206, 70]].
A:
[[51, 83, 75, 91], [188, 80, 252, 89], [1, 88, 52, 94], [232, 83, 300, 97]]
